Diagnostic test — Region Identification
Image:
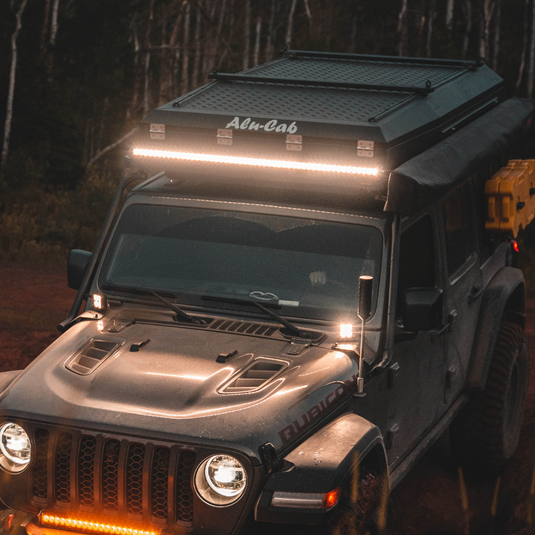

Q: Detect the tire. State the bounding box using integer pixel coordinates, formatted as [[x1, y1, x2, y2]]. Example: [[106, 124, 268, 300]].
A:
[[450, 320, 530, 472]]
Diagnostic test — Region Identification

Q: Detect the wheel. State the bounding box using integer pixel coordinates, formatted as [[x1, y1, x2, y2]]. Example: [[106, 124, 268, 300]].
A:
[[450, 320, 530, 472], [322, 469, 383, 535]]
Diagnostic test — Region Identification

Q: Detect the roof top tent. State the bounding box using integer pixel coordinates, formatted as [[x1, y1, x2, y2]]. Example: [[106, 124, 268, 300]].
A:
[[133, 50, 533, 215]]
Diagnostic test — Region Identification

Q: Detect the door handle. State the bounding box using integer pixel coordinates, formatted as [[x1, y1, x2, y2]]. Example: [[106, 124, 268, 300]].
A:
[[430, 311, 457, 341], [468, 286, 483, 304]]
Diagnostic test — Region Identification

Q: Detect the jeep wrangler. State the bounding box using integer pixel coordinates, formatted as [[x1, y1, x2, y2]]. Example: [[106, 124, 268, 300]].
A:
[[0, 50, 533, 535]]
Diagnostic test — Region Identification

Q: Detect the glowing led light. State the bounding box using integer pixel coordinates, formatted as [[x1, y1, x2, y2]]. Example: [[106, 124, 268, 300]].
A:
[[339, 324, 353, 339], [39, 515, 158, 535], [133, 148, 379, 176], [92, 294, 108, 310], [322, 487, 341, 509]]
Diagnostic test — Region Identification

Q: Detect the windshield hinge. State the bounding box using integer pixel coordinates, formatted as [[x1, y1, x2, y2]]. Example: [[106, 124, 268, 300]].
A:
[[286, 339, 311, 355]]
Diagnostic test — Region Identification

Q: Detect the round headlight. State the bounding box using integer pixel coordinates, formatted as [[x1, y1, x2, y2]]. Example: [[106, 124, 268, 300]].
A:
[[195, 455, 247, 506], [0, 423, 31, 473]]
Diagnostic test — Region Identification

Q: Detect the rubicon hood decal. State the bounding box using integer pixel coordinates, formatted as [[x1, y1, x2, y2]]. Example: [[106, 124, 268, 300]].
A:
[[225, 116, 298, 133]]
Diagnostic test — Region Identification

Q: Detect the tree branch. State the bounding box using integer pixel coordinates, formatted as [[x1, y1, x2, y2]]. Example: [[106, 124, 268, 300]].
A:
[[87, 128, 138, 167]]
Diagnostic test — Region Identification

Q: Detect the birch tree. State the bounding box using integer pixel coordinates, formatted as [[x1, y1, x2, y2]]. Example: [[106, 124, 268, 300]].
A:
[[192, 0, 203, 86], [2, 0, 29, 166], [397, 0, 408, 56], [40, 0, 52, 54], [527, 0, 535, 97], [491, 0, 501, 71], [286, 0, 299, 49], [461, 0, 472, 58], [253, 16, 262, 66], [243, 0, 251, 69], [446, 0, 454, 31], [181, 2, 191, 93], [516, 0, 530, 92], [480, 0, 495, 61]]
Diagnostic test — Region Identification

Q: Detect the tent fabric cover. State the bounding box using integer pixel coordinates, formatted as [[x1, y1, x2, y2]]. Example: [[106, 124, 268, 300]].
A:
[[384, 97, 535, 216]]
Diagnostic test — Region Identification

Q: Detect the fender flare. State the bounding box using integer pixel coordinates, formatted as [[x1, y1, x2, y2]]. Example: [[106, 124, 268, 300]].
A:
[[466, 266, 525, 390], [255, 412, 387, 525], [0, 370, 22, 400]]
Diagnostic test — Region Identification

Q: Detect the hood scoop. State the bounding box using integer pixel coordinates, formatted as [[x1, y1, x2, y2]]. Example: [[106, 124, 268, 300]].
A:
[[66, 339, 122, 375], [220, 358, 288, 393]]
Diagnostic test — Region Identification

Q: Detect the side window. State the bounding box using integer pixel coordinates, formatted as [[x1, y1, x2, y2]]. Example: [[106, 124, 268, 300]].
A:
[[443, 184, 474, 276], [397, 214, 436, 317]]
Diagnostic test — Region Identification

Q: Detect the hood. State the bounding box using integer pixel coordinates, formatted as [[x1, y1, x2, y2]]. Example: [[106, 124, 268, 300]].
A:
[[0, 316, 361, 459]]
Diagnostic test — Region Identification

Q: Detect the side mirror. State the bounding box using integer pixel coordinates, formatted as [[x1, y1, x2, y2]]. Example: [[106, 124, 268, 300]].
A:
[[403, 288, 443, 332], [68, 249, 92, 290]]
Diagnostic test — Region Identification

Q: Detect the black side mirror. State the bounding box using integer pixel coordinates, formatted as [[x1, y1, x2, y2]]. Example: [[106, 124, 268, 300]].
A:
[[403, 288, 443, 332], [68, 249, 92, 290]]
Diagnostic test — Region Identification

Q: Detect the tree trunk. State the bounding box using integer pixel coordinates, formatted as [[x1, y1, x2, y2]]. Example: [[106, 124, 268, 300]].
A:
[[516, 0, 530, 92], [527, 0, 535, 97], [265, 0, 276, 61], [50, 0, 60, 46], [426, 0, 436, 57], [446, 0, 454, 31], [192, 0, 203, 87], [286, 0, 298, 48], [350, 15, 358, 53], [40, 0, 52, 54], [143, 0, 155, 114], [243, 0, 251, 69], [2, 0, 29, 166], [182, 2, 191, 93], [461, 0, 472, 59], [480, 0, 495, 62], [397, 0, 408, 56], [253, 16, 261, 67], [303, 0, 312, 29], [491, 0, 501, 70]]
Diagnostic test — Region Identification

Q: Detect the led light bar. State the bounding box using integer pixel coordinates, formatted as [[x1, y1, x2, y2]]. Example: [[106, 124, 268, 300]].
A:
[[133, 148, 379, 176], [39, 515, 158, 535]]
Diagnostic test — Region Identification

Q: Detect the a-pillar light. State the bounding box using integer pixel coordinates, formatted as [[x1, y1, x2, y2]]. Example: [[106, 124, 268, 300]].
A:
[[92, 294, 108, 311]]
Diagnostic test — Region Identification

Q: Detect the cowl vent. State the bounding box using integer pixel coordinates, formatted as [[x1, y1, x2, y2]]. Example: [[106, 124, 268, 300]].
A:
[[209, 319, 278, 338], [66, 339, 122, 375], [220, 359, 288, 393]]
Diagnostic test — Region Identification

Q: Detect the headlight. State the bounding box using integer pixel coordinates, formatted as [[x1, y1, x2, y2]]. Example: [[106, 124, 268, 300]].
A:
[[0, 423, 31, 473], [195, 455, 247, 506]]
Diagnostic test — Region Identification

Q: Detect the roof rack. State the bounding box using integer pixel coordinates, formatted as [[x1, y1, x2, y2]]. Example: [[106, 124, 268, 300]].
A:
[[208, 70, 435, 95], [282, 49, 483, 70]]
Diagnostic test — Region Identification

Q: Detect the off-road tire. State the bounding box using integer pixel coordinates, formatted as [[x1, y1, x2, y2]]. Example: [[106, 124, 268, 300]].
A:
[[450, 320, 529, 472]]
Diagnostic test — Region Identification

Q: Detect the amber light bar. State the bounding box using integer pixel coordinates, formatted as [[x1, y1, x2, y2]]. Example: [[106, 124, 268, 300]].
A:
[[132, 148, 379, 176], [39, 514, 158, 535]]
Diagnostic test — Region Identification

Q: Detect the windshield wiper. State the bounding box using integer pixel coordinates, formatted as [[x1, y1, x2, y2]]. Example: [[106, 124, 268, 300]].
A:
[[150, 291, 200, 324], [202, 294, 315, 338], [101, 284, 199, 324]]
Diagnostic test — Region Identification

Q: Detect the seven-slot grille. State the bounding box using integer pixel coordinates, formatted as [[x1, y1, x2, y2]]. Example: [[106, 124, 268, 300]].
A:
[[31, 428, 196, 526]]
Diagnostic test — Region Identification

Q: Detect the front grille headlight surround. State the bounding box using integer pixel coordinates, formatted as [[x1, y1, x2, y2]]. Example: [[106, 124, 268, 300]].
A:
[[0, 422, 32, 473], [194, 454, 247, 506]]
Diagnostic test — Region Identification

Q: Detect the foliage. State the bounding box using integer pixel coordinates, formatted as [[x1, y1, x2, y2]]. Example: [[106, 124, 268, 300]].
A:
[[1, 0, 535, 256]]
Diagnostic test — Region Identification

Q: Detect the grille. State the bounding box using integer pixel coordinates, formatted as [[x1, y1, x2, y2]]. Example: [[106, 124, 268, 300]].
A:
[[32, 430, 196, 526]]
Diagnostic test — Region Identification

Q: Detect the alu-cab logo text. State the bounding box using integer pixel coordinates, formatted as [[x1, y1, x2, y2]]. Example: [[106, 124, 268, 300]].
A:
[[225, 116, 298, 133]]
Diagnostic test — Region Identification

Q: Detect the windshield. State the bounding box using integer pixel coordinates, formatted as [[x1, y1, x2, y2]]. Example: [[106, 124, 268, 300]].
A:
[[99, 204, 382, 321]]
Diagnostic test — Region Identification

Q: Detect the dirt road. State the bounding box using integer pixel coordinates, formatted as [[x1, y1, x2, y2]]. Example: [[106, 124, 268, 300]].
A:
[[1, 263, 534, 534]]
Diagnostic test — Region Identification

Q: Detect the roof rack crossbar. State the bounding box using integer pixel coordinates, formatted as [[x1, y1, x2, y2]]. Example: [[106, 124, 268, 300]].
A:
[[208, 72, 434, 94], [282, 49, 482, 69]]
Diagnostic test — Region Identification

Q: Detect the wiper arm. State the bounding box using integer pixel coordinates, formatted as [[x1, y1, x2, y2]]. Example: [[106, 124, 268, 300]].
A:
[[101, 284, 199, 324], [202, 294, 311, 338], [150, 290, 199, 324]]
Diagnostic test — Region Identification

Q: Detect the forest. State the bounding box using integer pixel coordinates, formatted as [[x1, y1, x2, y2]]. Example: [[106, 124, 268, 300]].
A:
[[1, 0, 534, 258]]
